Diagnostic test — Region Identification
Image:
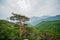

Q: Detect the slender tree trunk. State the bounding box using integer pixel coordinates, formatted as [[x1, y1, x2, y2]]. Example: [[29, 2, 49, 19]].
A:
[[19, 18, 23, 38], [19, 17, 29, 40]]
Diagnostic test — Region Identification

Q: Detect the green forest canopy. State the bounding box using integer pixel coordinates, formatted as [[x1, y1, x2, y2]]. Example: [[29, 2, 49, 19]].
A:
[[0, 20, 60, 40]]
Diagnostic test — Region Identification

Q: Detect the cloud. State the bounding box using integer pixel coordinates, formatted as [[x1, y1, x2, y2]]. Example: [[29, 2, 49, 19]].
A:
[[28, 0, 60, 16], [0, 0, 60, 19]]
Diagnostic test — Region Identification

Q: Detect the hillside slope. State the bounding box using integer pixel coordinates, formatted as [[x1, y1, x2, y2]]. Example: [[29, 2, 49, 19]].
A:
[[28, 15, 60, 26], [36, 20, 60, 33]]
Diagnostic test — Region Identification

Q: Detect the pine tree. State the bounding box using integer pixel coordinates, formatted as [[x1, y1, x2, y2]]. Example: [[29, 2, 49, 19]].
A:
[[10, 13, 29, 38]]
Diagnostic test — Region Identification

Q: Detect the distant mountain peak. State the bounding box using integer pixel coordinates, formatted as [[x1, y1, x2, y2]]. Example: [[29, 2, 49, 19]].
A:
[[28, 15, 60, 26]]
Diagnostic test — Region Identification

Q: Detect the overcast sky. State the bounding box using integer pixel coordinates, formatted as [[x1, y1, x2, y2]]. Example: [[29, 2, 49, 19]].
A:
[[0, 0, 60, 19]]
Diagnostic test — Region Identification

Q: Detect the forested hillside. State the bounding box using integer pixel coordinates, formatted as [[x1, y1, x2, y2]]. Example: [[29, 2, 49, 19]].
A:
[[36, 20, 60, 33], [0, 20, 60, 40], [35, 20, 60, 40], [0, 20, 39, 40], [0, 20, 20, 40]]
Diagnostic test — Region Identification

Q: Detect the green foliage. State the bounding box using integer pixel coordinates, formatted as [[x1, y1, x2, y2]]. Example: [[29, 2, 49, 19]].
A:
[[0, 20, 60, 40], [35, 20, 60, 40], [0, 20, 20, 40], [10, 13, 29, 22], [36, 20, 60, 33]]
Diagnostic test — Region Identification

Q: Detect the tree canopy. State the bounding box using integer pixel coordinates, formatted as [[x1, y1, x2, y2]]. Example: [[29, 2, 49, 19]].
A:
[[10, 13, 29, 22]]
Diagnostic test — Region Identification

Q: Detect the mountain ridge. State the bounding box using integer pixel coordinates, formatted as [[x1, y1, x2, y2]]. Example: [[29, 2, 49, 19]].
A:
[[28, 15, 60, 26]]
